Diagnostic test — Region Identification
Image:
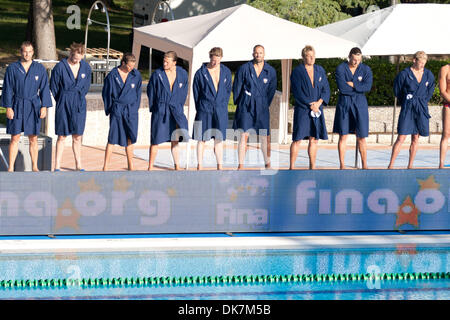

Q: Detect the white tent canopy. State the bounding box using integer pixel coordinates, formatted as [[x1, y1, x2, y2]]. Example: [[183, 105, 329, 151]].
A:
[[132, 4, 357, 158], [317, 3, 450, 56]]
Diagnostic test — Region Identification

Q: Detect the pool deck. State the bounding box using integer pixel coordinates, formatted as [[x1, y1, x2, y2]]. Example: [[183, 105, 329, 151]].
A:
[[1, 233, 449, 254], [55, 140, 449, 171]]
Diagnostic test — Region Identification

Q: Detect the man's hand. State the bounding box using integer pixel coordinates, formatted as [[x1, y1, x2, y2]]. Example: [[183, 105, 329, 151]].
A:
[[309, 101, 320, 113], [40, 107, 47, 119], [346, 81, 354, 88], [6, 107, 14, 120]]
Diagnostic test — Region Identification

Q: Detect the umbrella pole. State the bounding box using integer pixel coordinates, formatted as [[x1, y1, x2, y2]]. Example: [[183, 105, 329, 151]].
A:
[[391, 56, 401, 146]]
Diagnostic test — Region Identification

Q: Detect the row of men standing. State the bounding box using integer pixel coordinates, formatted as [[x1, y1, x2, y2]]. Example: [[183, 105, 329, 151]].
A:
[[1, 41, 449, 171]]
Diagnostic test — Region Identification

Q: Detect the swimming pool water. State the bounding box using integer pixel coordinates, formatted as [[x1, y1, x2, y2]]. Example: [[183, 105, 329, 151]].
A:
[[0, 246, 448, 300]]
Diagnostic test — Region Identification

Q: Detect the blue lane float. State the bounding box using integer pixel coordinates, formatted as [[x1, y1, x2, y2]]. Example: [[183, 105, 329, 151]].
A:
[[0, 169, 448, 235]]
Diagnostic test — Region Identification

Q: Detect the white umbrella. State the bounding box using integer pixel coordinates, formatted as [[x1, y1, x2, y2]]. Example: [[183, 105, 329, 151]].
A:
[[318, 3, 450, 56]]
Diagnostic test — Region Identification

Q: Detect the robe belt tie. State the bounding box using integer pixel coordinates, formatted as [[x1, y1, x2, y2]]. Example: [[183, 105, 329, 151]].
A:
[[13, 94, 40, 121]]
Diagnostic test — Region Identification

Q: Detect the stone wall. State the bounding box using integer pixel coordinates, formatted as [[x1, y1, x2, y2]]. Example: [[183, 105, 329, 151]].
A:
[[44, 91, 445, 147]]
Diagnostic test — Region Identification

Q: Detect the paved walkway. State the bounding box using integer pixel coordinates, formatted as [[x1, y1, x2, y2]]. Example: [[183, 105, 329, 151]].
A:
[[55, 141, 449, 171]]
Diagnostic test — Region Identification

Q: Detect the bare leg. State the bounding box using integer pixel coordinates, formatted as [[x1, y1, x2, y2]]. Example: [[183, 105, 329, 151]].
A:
[[125, 139, 134, 171], [338, 134, 347, 169], [238, 132, 248, 170], [171, 141, 180, 170], [72, 134, 83, 170], [55, 135, 66, 170], [7, 134, 21, 172], [214, 139, 223, 170], [28, 135, 39, 172], [439, 107, 449, 168], [148, 144, 158, 170], [261, 135, 271, 168], [289, 140, 301, 170], [388, 134, 406, 169], [357, 137, 368, 169], [308, 137, 318, 170], [197, 140, 205, 170], [407, 134, 419, 169], [103, 143, 114, 171]]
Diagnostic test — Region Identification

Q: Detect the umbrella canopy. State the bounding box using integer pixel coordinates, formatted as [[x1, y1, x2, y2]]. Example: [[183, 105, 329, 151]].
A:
[[133, 3, 358, 62], [317, 3, 450, 56]]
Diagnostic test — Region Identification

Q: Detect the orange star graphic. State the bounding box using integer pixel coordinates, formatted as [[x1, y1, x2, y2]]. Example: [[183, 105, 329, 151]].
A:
[[417, 176, 440, 190], [395, 196, 420, 228], [53, 198, 81, 232], [114, 177, 132, 192], [78, 178, 102, 192], [167, 187, 176, 197]]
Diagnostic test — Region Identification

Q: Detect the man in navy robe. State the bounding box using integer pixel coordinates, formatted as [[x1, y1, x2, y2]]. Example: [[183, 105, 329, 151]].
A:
[[1, 41, 52, 172], [193, 47, 232, 170], [333, 47, 373, 169], [232, 45, 277, 169], [50, 42, 91, 171], [102, 53, 142, 171], [290, 45, 330, 170], [388, 51, 435, 169], [147, 51, 189, 170]]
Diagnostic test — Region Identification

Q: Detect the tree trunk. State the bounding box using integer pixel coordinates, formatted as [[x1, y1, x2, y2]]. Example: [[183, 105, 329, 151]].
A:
[[25, 0, 33, 42], [33, 0, 57, 61]]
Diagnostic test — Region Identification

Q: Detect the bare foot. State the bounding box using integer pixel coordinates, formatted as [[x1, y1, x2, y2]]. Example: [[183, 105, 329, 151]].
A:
[[217, 164, 223, 170], [237, 164, 244, 170]]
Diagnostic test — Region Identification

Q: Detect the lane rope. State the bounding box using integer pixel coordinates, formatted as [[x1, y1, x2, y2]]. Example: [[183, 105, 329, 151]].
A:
[[0, 272, 448, 289]]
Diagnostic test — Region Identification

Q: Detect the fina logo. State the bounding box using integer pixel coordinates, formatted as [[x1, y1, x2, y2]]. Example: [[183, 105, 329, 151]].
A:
[[216, 203, 268, 226], [295, 176, 447, 218], [215, 177, 269, 227]]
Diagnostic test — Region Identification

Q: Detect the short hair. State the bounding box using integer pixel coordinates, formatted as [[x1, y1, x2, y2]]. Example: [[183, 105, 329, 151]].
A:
[[348, 47, 362, 57], [253, 44, 265, 52], [20, 41, 34, 51], [164, 51, 178, 61], [69, 42, 85, 55], [121, 52, 136, 65], [301, 45, 315, 59], [209, 47, 223, 58], [413, 51, 427, 61]]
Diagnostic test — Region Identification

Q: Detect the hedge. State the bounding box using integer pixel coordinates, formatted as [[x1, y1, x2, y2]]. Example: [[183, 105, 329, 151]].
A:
[[270, 57, 449, 106]]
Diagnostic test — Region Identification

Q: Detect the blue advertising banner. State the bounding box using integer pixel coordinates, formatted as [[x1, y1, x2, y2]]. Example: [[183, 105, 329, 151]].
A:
[[0, 169, 448, 235]]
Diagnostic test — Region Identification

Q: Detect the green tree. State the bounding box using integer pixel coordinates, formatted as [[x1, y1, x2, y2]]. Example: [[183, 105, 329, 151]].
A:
[[248, 0, 391, 27]]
